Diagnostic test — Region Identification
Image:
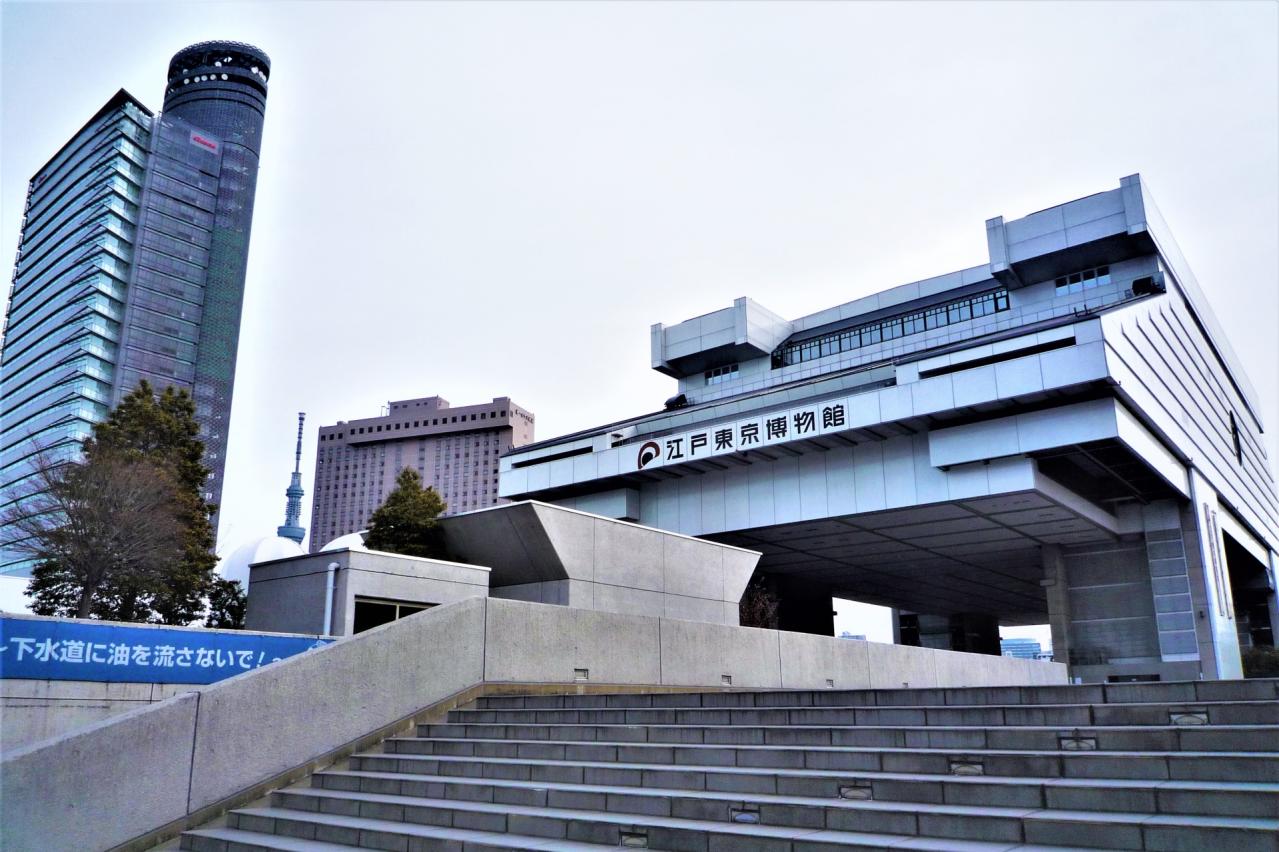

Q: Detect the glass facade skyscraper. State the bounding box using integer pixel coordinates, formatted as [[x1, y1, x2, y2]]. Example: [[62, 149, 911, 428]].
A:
[[0, 42, 270, 575]]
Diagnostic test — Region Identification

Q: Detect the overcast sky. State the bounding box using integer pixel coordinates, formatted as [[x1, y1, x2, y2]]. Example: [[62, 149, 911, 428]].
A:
[[2, 2, 1276, 640]]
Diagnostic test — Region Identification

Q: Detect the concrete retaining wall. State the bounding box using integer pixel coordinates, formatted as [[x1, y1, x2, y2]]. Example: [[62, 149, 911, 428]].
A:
[[1, 679, 203, 752], [1, 597, 1064, 852]]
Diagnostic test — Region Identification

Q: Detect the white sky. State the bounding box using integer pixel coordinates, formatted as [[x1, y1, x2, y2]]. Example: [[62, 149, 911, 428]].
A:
[[2, 3, 1276, 644]]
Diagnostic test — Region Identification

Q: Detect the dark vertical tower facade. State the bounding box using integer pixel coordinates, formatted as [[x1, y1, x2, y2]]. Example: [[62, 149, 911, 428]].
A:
[[1, 42, 270, 574], [159, 42, 270, 510]]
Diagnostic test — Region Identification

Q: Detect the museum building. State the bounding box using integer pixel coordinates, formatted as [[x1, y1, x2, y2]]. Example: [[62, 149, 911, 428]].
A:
[[499, 175, 1279, 683]]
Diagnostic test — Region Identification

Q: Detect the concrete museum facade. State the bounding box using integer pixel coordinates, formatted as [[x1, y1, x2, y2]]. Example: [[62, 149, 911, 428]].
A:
[[500, 175, 1279, 683]]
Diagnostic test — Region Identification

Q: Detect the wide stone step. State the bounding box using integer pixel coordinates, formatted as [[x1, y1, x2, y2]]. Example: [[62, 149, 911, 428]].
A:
[[452, 700, 1279, 728], [203, 802, 1071, 852], [474, 680, 1279, 710], [292, 777, 1045, 841], [423, 722, 1279, 752], [256, 785, 1279, 851], [327, 761, 1279, 820], [385, 735, 1279, 782], [181, 822, 617, 850]]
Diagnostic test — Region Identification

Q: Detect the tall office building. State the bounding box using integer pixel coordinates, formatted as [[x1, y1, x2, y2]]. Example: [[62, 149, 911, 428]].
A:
[[0, 41, 270, 573], [309, 396, 534, 551]]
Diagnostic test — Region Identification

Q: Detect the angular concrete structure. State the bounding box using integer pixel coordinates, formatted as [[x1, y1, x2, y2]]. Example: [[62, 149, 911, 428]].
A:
[[440, 501, 758, 626]]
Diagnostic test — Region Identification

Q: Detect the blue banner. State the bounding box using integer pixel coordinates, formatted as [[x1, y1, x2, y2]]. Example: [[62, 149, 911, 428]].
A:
[[0, 616, 333, 685]]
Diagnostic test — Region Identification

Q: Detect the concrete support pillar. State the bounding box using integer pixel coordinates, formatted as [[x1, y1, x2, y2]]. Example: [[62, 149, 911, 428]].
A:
[[949, 613, 1001, 656], [901, 611, 1000, 655], [1267, 552, 1279, 649], [1142, 500, 1200, 663], [896, 611, 920, 646], [774, 575, 835, 636], [1042, 544, 1072, 666], [916, 614, 951, 650], [1186, 470, 1243, 680]]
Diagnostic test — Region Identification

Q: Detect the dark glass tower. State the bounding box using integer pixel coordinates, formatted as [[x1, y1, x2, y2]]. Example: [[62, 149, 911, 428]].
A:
[[1, 42, 270, 573], [156, 41, 271, 511]]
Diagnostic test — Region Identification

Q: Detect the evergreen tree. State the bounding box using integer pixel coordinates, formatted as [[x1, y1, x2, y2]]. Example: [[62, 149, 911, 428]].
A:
[[363, 468, 448, 558], [205, 577, 248, 629], [8, 381, 219, 623], [84, 381, 218, 623]]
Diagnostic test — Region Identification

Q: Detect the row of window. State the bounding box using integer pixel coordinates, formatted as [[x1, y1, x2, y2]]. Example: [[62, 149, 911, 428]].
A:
[[772, 289, 1011, 368], [1054, 265, 1111, 296], [705, 364, 738, 386], [322, 411, 510, 440]]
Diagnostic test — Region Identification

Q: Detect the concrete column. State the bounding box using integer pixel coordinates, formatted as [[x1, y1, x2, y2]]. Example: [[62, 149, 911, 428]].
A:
[[896, 611, 920, 646], [949, 613, 1001, 656], [1185, 470, 1243, 680], [916, 614, 951, 650], [1041, 544, 1072, 666], [906, 612, 1000, 655], [1268, 551, 1279, 649], [1142, 500, 1200, 663]]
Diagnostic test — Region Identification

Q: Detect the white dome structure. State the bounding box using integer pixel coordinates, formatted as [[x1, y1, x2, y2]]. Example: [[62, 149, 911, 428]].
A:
[[220, 534, 305, 589], [320, 530, 368, 552]]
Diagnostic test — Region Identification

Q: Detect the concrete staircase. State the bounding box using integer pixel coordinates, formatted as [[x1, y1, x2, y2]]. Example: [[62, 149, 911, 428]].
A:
[[181, 679, 1279, 852]]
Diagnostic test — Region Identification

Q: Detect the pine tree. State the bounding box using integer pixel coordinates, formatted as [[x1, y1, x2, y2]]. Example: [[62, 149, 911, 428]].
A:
[[205, 577, 247, 629], [363, 467, 448, 558]]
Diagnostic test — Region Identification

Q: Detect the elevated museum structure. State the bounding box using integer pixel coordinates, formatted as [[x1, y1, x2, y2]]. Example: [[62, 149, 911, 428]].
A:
[[500, 175, 1279, 682]]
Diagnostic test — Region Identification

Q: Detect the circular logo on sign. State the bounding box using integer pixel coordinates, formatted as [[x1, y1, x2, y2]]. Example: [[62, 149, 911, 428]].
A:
[[637, 441, 661, 469]]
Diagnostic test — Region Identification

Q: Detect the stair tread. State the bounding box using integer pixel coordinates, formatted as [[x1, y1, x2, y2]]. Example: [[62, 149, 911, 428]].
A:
[[472, 698, 1279, 709], [345, 757, 1279, 788], [397, 733, 1279, 758], [295, 776, 1279, 828], [185, 824, 608, 850], [229, 804, 1101, 850], [439, 722, 1279, 732], [367, 749, 1279, 788], [184, 827, 356, 851]]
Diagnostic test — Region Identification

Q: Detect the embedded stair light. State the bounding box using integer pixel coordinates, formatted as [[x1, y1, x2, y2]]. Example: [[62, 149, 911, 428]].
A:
[[949, 760, 984, 776], [839, 784, 873, 800], [1059, 732, 1098, 751]]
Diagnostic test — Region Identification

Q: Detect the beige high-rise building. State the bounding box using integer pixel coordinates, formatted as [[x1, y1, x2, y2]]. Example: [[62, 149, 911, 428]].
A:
[[308, 396, 533, 551]]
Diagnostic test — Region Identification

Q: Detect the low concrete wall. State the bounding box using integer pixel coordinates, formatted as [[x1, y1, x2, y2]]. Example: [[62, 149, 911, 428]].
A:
[[484, 599, 1064, 691], [1, 679, 202, 752], [1, 596, 1064, 852]]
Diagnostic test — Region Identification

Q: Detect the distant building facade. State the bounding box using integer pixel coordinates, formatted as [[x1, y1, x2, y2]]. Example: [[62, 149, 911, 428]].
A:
[[1001, 638, 1043, 660], [501, 175, 1279, 683], [0, 41, 272, 574], [309, 396, 533, 551]]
